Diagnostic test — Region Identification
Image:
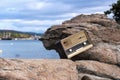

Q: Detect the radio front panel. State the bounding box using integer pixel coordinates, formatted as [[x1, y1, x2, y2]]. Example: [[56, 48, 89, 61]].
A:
[[60, 30, 93, 58]]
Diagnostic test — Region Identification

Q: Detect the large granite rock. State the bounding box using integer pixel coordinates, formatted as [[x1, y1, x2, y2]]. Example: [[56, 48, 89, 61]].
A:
[[40, 14, 120, 61], [76, 60, 120, 80], [71, 43, 120, 65], [41, 14, 120, 50], [0, 59, 78, 80], [40, 14, 120, 80], [1, 58, 120, 80]]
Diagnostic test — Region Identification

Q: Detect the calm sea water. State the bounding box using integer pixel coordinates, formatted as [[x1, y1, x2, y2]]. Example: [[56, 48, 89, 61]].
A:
[[0, 40, 60, 59]]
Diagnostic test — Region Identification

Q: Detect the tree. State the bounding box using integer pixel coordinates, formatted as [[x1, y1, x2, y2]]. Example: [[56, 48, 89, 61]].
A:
[[104, 0, 120, 24]]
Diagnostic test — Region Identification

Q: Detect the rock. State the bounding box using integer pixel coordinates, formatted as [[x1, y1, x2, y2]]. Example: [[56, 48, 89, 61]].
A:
[[40, 14, 120, 61], [79, 73, 112, 80], [40, 14, 120, 80], [81, 75, 92, 80], [0, 58, 78, 80], [88, 43, 120, 65], [71, 43, 120, 65], [76, 60, 120, 80], [63, 14, 117, 27], [41, 14, 120, 49]]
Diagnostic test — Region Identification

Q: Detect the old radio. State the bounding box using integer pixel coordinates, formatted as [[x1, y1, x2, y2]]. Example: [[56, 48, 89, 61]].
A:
[[57, 30, 93, 59]]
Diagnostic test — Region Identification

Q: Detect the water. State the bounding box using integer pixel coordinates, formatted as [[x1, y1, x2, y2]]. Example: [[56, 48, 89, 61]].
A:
[[0, 40, 60, 59]]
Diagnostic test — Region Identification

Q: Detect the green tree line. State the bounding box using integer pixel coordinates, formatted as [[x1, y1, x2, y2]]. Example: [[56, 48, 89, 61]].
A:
[[0, 32, 31, 38]]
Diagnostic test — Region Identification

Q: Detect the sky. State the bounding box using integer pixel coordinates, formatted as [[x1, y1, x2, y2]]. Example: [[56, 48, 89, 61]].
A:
[[0, 0, 117, 33]]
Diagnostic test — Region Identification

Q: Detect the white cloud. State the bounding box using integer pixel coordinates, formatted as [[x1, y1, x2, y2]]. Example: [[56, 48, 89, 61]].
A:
[[0, 19, 64, 32], [0, 0, 117, 33], [27, 2, 49, 10], [0, 21, 46, 33], [60, 13, 80, 18], [77, 6, 110, 14], [0, 19, 64, 25], [15, 26, 47, 33], [0, 23, 19, 30]]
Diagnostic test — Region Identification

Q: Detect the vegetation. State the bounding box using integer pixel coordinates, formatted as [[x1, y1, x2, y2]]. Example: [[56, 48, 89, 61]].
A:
[[0, 32, 31, 38], [11, 32, 31, 38], [104, 0, 120, 24], [0, 30, 42, 39]]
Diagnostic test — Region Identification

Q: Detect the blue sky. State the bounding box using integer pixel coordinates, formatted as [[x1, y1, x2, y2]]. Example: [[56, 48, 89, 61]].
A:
[[0, 0, 116, 33]]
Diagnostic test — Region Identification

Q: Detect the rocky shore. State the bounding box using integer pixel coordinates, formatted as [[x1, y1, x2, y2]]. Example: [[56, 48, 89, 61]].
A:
[[0, 59, 78, 80], [1, 58, 120, 80], [0, 14, 120, 80]]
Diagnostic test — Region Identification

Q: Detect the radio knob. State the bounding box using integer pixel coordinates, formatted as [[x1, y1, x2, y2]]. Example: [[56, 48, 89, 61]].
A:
[[69, 49, 72, 52], [83, 42, 87, 45]]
